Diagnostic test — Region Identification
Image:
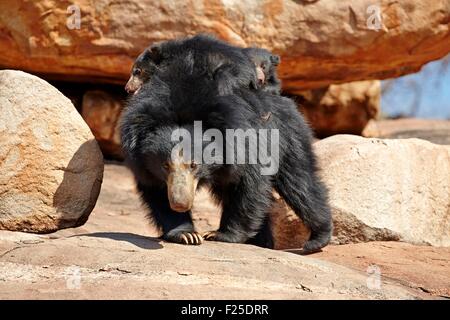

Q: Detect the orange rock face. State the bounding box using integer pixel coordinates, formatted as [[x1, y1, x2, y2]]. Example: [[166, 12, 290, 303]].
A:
[[297, 80, 380, 137], [0, 0, 449, 91], [82, 90, 124, 159], [269, 192, 311, 250]]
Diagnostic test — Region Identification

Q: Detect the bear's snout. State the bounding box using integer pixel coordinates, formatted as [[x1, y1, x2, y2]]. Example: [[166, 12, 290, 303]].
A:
[[166, 165, 198, 213], [168, 185, 193, 212]]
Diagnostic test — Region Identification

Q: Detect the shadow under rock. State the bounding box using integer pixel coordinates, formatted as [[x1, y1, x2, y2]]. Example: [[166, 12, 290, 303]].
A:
[[74, 232, 163, 250]]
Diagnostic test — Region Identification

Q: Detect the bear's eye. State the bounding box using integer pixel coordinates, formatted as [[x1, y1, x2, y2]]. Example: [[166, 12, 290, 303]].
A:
[[133, 68, 142, 76], [190, 161, 197, 170], [163, 162, 170, 170]]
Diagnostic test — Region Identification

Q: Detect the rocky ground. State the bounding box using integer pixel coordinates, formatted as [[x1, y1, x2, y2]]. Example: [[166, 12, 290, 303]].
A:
[[313, 242, 450, 298], [0, 163, 448, 300]]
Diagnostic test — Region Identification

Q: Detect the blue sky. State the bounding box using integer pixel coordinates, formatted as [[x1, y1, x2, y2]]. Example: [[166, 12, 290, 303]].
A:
[[381, 55, 450, 119]]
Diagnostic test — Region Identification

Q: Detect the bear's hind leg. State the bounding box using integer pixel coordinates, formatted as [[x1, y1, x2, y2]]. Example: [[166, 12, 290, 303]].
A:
[[205, 174, 272, 244], [274, 166, 332, 254], [245, 217, 274, 248]]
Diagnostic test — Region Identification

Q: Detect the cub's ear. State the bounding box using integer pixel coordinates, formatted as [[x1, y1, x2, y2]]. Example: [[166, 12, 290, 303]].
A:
[[270, 55, 280, 66]]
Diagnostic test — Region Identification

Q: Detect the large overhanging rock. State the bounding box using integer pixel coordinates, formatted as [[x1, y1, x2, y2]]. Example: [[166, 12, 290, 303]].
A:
[[0, 0, 449, 91], [0, 70, 104, 233]]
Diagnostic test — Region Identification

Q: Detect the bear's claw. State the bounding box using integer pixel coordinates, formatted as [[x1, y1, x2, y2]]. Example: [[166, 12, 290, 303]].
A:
[[165, 231, 203, 245], [180, 232, 203, 245], [203, 231, 218, 240]]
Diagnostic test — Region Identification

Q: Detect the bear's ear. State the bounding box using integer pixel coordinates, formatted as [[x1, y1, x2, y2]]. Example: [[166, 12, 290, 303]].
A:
[[270, 55, 280, 66], [142, 43, 162, 64]]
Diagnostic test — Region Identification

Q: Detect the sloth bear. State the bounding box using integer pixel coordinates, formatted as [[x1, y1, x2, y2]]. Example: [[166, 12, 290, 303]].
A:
[[121, 36, 332, 254]]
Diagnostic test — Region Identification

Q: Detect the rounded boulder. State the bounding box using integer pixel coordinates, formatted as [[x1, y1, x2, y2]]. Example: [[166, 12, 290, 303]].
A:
[[0, 70, 103, 233]]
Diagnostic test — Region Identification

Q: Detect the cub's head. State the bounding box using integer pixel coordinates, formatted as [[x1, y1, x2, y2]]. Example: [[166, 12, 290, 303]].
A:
[[125, 44, 162, 94], [243, 47, 280, 85]]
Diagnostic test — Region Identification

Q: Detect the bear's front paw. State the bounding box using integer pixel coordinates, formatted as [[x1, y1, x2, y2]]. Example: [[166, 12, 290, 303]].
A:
[[164, 231, 203, 245], [203, 231, 241, 243]]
